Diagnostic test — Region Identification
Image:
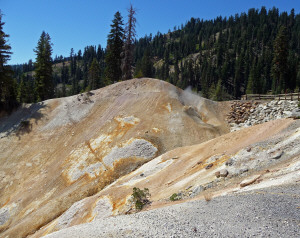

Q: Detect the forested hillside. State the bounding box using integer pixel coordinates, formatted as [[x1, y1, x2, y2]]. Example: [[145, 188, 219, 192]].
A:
[[134, 7, 300, 99], [7, 6, 300, 107]]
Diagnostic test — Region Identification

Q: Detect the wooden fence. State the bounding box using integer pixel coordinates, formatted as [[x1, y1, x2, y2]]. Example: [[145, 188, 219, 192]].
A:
[[241, 93, 300, 101]]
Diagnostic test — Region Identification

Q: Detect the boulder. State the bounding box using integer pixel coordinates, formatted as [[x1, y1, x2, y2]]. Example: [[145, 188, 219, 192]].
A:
[[219, 169, 228, 177]]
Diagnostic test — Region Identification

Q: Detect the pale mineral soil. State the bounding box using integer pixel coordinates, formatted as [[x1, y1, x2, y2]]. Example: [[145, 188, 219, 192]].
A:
[[32, 117, 300, 237], [1, 78, 300, 238], [44, 184, 300, 238], [0, 78, 229, 238]]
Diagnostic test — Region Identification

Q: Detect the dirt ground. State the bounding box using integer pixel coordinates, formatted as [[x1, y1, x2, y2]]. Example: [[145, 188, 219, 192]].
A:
[[1, 78, 299, 238], [0, 78, 229, 238]]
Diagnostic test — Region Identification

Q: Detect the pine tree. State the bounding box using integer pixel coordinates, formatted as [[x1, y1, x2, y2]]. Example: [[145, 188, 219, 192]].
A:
[[271, 26, 289, 93], [88, 58, 101, 90], [69, 48, 77, 79], [246, 67, 254, 94], [17, 76, 26, 103], [82, 62, 88, 90], [141, 48, 153, 77], [234, 55, 243, 98], [297, 65, 300, 89], [0, 11, 12, 70], [214, 79, 223, 101], [34, 31, 54, 101], [121, 4, 137, 80], [105, 11, 124, 84], [0, 11, 17, 111], [173, 57, 180, 85], [73, 67, 82, 94], [61, 61, 68, 96]]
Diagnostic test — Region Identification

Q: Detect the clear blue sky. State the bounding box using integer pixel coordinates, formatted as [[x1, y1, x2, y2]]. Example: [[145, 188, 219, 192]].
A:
[[1, 0, 300, 65]]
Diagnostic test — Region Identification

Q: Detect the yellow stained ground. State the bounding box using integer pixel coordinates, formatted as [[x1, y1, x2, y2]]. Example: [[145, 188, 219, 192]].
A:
[[0, 78, 229, 238]]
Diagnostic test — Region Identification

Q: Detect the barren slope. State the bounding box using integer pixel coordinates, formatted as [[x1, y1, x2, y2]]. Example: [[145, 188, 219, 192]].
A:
[[33, 117, 300, 237], [43, 185, 300, 238], [0, 78, 229, 238]]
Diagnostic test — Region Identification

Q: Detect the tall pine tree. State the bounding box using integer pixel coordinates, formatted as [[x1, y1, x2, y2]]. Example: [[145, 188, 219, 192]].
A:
[[0, 11, 17, 111], [271, 26, 289, 94], [141, 47, 153, 77], [88, 58, 101, 90], [121, 4, 137, 80], [105, 11, 124, 84], [34, 31, 54, 101]]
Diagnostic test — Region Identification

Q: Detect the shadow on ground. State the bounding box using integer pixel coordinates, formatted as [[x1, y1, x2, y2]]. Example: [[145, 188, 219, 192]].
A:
[[0, 102, 48, 139]]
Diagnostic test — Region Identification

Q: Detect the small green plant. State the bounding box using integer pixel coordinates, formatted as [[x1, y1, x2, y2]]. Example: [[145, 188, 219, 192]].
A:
[[131, 187, 151, 211], [170, 193, 180, 201], [298, 100, 300, 108]]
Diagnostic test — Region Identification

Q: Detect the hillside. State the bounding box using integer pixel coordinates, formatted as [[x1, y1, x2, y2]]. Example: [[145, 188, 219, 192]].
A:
[[0, 78, 229, 237], [37, 117, 300, 237], [134, 7, 300, 98], [1, 4, 300, 238], [0, 78, 299, 237], [11, 7, 300, 107]]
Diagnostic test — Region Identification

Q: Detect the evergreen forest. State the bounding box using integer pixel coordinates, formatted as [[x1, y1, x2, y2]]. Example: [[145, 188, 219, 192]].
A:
[[1, 6, 300, 112]]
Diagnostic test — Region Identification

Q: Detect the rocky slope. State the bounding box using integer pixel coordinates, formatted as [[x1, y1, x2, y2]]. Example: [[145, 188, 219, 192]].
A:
[[43, 184, 300, 238], [228, 100, 300, 131], [0, 78, 229, 238], [1, 78, 300, 238], [32, 117, 300, 237]]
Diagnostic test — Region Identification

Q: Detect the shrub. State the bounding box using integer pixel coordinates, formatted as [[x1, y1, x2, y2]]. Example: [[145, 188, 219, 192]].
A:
[[170, 193, 180, 201], [131, 187, 151, 211]]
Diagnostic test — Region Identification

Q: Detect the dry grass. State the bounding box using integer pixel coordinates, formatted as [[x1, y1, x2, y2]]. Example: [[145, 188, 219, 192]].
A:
[[203, 191, 213, 202]]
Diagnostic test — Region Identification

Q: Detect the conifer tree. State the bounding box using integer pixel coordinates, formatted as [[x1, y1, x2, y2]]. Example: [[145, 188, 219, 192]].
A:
[[73, 67, 82, 94], [17, 76, 26, 103], [121, 4, 137, 80], [88, 58, 101, 90], [141, 48, 153, 77], [271, 26, 289, 93], [246, 67, 254, 94], [70, 48, 76, 77], [173, 57, 180, 85], [214, 79, 223, 101], [234, 55, 243, 98], [0, 11, 17, 111], [297, 66, 300, 89], [34, 31, 54, 101], [61, 61, 68, 96], [105, 11, 124, 84]]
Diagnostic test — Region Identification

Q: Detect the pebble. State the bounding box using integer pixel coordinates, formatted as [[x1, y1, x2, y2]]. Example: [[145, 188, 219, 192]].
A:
[[44, 185, 300, 238]]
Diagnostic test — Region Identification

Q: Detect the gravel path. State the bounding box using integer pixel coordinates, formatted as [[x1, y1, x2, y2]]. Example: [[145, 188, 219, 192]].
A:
[[45, 184, 300, 238]]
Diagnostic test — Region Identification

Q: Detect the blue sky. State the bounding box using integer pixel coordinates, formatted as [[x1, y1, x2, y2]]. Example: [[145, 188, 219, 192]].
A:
[[1, 0, 300, 65]]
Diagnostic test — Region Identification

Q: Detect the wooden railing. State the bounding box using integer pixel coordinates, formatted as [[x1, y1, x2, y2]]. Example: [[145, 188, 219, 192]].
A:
[[241, 93, 300, 101]]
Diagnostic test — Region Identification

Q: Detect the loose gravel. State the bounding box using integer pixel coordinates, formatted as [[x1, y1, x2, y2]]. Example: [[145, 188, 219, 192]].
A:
[[45, 184, 300, 238]]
